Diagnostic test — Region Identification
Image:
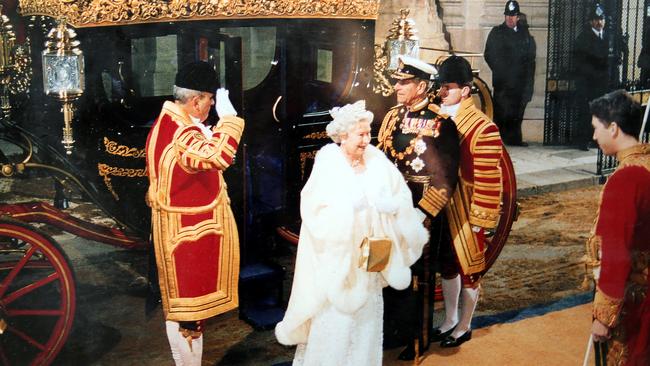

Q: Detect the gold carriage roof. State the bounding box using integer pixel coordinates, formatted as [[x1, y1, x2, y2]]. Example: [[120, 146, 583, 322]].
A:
[[18, 0, 380, 28]]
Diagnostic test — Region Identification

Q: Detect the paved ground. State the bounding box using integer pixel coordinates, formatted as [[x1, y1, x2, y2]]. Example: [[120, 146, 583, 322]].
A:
[[507, 142, 600, 196], [1, 143, 605, 365]]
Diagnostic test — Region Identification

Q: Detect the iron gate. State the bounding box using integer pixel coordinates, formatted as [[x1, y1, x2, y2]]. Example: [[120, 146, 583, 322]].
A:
[[545, 0, 650, 175]]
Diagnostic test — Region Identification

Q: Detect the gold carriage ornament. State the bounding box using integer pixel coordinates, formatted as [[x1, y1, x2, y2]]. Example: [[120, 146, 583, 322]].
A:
[[385, 8, 420, 71], [373, 8, 420, 96], [42, 18, 85, 155]]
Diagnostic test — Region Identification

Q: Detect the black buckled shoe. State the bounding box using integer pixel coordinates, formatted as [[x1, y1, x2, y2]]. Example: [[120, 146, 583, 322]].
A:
[[397, 344, 415, 361], [430, 326, 455, 342], [440, 330, 472, 348]]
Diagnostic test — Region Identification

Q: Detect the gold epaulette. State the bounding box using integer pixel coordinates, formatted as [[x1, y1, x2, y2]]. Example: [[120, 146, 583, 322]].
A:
[[428, 103, 450, 119]]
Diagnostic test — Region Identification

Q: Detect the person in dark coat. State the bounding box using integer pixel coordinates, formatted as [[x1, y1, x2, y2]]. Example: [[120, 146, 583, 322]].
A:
[[484, 0, 536, 146], [377, 55, 460, 361], [573, 2, 612, 151]]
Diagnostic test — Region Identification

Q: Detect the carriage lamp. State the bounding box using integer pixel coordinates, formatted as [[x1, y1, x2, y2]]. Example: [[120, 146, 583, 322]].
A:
[[385, 8, 420, 70], [0, 6, 16, 119], [42, 19, 85, 155]]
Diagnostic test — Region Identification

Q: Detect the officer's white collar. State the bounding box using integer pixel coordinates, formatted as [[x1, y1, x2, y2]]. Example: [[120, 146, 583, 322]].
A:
[[440, 103, 461, 118], [591, 27, 603, 37], [190, 114, 213, 138]]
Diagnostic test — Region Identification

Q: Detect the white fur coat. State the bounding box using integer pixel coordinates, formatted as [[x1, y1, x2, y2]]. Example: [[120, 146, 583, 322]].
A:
[[275, 143, 429, 346]]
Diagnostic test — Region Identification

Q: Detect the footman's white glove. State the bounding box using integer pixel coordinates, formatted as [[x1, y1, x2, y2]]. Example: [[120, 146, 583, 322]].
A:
[[215, 88, 237, 117]]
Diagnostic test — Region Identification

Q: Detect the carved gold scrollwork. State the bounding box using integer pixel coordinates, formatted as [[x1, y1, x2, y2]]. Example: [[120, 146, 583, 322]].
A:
[[19, 0, 380, 28], [97, 163, 147, 200], [299, 150, 317, 180], [103, 137, 145, 158], [303, 131, 328, 140], [372, 44, 394, 96]]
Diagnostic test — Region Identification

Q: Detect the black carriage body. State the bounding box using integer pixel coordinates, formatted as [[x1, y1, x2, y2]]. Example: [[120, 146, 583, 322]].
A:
[[11, 16, 376, 261]]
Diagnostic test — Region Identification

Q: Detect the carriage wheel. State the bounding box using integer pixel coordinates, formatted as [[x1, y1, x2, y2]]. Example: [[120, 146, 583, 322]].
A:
[[472, 75, 494, 120], [0, 218, 76, 366], [484, 148, 517, 270]]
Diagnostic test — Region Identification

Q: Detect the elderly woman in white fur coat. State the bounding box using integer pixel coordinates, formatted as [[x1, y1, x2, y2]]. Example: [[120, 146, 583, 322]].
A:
[[275, 100, 429, 365]]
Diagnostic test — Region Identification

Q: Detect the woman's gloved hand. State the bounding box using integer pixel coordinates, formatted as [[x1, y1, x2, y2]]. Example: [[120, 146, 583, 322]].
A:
[[374, 195, 399, 214], [215, 88, 237, 117]]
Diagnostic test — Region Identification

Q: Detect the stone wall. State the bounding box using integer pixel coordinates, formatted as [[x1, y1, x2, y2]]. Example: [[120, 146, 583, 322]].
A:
[[377, 0, 549, 142]]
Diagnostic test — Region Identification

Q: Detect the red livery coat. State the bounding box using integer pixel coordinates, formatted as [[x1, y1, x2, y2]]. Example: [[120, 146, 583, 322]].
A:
[[445, 97, 503, 281], [591, 144, 650, 366], [146, 101, 244, 321]]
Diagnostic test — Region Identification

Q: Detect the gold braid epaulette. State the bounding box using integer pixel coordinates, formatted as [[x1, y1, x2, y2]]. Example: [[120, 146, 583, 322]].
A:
[[428, 103, 450, 120], [377, 107, 401, 150]]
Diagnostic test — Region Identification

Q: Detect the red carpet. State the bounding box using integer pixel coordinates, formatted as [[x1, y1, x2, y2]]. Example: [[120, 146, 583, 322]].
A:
[[385, 303, 594, 365]]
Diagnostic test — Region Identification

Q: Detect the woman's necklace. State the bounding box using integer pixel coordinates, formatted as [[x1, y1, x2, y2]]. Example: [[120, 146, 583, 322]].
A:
[[345, 153, 365, 173]]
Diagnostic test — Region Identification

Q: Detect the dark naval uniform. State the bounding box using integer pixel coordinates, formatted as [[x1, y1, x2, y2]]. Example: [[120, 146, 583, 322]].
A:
[[378, 96, 460, 355]]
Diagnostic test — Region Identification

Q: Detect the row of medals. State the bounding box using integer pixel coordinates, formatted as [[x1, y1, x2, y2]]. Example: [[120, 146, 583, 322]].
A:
[[392, 109, 441, 173]]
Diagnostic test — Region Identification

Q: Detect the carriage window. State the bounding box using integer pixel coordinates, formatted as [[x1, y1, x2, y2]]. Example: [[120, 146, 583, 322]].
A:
[[131, 35, 178, 97], [316, 49, 333, 83], [219, 27, 276, 90]]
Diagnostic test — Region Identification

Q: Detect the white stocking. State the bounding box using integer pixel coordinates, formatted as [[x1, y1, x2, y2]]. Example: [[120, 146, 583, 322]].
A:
[[165, 320, 203, 366], [451, 286, 479, 338], [439, 274, 461, 332]]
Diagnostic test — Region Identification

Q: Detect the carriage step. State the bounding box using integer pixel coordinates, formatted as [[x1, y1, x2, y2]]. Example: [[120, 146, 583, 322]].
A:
[[239, 262, 285, 330], [239, 306, 285, 331]]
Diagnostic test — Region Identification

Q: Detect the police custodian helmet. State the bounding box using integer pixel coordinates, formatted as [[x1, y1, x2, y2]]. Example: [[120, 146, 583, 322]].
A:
[[589, 3, 605, 20], [504, 0, 520, 16]]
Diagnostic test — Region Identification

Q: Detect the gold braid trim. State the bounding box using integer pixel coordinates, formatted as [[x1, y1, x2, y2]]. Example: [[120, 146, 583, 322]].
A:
[[377, 108, 400, 150], [469, 205, 500, 228], [418, 186, 448, 217], [593, 288, 623, 328], [215, 115, 245, 143]]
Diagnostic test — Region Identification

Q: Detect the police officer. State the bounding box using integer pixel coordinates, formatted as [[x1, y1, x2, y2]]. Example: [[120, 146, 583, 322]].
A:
[[573, 3, 612, 151], [484, 0, 536, 146], [378, 55, 460, 360]]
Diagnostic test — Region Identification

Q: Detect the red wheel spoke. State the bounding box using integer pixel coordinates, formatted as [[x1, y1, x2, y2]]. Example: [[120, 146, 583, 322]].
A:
[[2, 272, 59, 306], [0, 221, 76, 365], [0, 246, 36, 298], [0, 260, 52, 271], [6, 325, 46, 351], [6, 309, 63, 316]]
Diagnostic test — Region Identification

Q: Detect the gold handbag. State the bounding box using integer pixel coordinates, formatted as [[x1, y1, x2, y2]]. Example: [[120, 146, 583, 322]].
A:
[[358, 236, 391, 272]]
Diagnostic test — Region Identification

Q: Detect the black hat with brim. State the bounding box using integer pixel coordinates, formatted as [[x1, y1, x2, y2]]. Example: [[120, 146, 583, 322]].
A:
[[438, 56, 474, 85], [175, 61, 219, 93]]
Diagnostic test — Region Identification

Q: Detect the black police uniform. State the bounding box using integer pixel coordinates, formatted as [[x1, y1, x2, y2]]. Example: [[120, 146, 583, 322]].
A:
[[484, 2, 536, 146]]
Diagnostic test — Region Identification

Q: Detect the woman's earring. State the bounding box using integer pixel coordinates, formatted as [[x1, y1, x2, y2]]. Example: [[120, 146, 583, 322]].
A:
[[341, 139, 347, 144]]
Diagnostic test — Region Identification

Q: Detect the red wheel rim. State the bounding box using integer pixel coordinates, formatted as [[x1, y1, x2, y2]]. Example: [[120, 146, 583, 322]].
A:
[[0, 219, 76, 366], [484, 148, 518, 270]]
